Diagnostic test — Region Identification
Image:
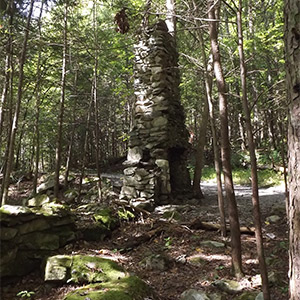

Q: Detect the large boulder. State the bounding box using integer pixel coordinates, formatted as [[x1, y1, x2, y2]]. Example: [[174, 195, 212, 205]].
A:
[[45, 255, 157, 300], [45, 255, 127, 284], [64, 276, 156, 300]]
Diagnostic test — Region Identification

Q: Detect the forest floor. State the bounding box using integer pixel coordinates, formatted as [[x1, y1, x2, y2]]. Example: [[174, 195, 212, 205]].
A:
[[1, 177, 289, 300]]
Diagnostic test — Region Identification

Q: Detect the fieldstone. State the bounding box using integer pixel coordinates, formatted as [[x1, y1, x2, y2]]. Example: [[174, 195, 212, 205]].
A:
[[180, 289, 210, 300], [28, 194, 50, 207], [266, 215, 281, 223], [124, 167, 137, 176], [0, 205, 31, 216], [213, 279, 243, 294], [120, 186, 137, 198], [152, 116, 168, 127], [64, 276, 156, 300], [143, 254, 169, 271], [19, 232, 60, 250], [0, 227, 18, 240], [200, 240, 226, 248], [233, 291, 258, 300], [17, 218, 50, 235], [37, 178, 55, 193], [45, 255, 72, 282], [130, 198, 155, 212], [45, 255, 127, 284]]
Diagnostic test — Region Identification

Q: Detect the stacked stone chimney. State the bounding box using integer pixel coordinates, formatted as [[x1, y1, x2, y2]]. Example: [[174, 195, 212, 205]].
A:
[[120, 20, 191, 211]]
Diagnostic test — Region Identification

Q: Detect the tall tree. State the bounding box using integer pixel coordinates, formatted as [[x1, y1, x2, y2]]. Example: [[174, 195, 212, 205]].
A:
[[92, 0, 102, 201], [208, 0, 243, 278], [54, 1, 68, 198], [236, 0, 270, 297], [32, 0, 44, 195], [1, 0, 35, 205], [285, 0, 300, 298]]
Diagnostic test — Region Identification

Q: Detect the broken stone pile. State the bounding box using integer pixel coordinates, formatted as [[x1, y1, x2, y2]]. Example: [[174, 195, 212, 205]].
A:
[[0, 197, 75, 279], [120, 20, 191, 210]]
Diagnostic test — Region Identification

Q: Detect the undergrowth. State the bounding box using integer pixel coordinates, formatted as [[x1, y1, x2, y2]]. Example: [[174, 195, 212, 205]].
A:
[[201, 167, 284, 187]]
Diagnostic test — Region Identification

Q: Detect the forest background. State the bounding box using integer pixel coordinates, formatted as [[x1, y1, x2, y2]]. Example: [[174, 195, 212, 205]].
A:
[[0, 0, 286, 191], [0, 0, 295, 299]]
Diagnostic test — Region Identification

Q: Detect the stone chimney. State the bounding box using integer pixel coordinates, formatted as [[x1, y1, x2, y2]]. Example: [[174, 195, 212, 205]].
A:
[[120, 20, 191, 211]]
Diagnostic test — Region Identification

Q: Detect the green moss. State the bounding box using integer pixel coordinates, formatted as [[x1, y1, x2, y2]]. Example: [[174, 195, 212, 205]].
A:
[[64, 276, 153, 300], [117, 208, 135, 221], [94, 208, 117, 229], [69, 255, 126, 284]]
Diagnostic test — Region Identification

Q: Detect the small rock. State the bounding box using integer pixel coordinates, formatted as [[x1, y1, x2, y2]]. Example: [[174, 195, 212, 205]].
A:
[[180, 289, 210, 300], [233, 291, 258, 300], [256, 292, 264, 300], [127, 147, 143, 162], [266, 215, 281, 223], [143, 254, 169, 271], [200, 240, 225, 248], [213, 279, 243, 294], [175, 255, 187, 264], [28, 194, 50, 207]]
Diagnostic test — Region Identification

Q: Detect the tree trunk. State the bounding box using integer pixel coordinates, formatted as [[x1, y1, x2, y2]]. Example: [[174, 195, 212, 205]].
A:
[[1, 0, 35, 206], [208, 0, 243, 278], [54, 1, 68, 198], [166, 0, 176, 37], [32, 1, 44, 195], [284, 0, 300, 298], [93, 1, 102, 201], [78, 100, 92, 200], [191, 10, 211, 199], [0, 0, 13, 144], [237, 1, 270, 298]]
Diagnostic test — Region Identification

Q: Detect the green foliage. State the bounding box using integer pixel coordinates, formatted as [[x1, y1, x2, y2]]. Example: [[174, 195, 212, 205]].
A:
[[164, 236, 173, 249], [16, 291, 35, 299], [117, 208, 135, 221], [201, 166, 283, 187]]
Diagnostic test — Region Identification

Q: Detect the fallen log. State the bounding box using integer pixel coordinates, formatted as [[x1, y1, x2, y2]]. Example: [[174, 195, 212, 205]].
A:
[[190, 219, 255, 235], [120, 226, 164, 252]]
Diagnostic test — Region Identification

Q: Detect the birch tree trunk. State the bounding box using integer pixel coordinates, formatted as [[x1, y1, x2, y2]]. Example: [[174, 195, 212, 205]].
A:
[[208, 0, 243, 278], [166, 0, 176, 37], [285, 0, 300, 298]]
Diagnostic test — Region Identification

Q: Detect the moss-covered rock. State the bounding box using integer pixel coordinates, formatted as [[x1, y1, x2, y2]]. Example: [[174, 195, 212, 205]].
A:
[[233, 291, 259, 300], [64, 276, 156, 300], [45, 255, 127, 284], [28, 194, 50, 207]]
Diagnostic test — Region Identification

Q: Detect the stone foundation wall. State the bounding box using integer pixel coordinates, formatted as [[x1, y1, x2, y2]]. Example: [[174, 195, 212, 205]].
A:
[[120, 21, 191, 210], [0, 201, 75, 279]]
